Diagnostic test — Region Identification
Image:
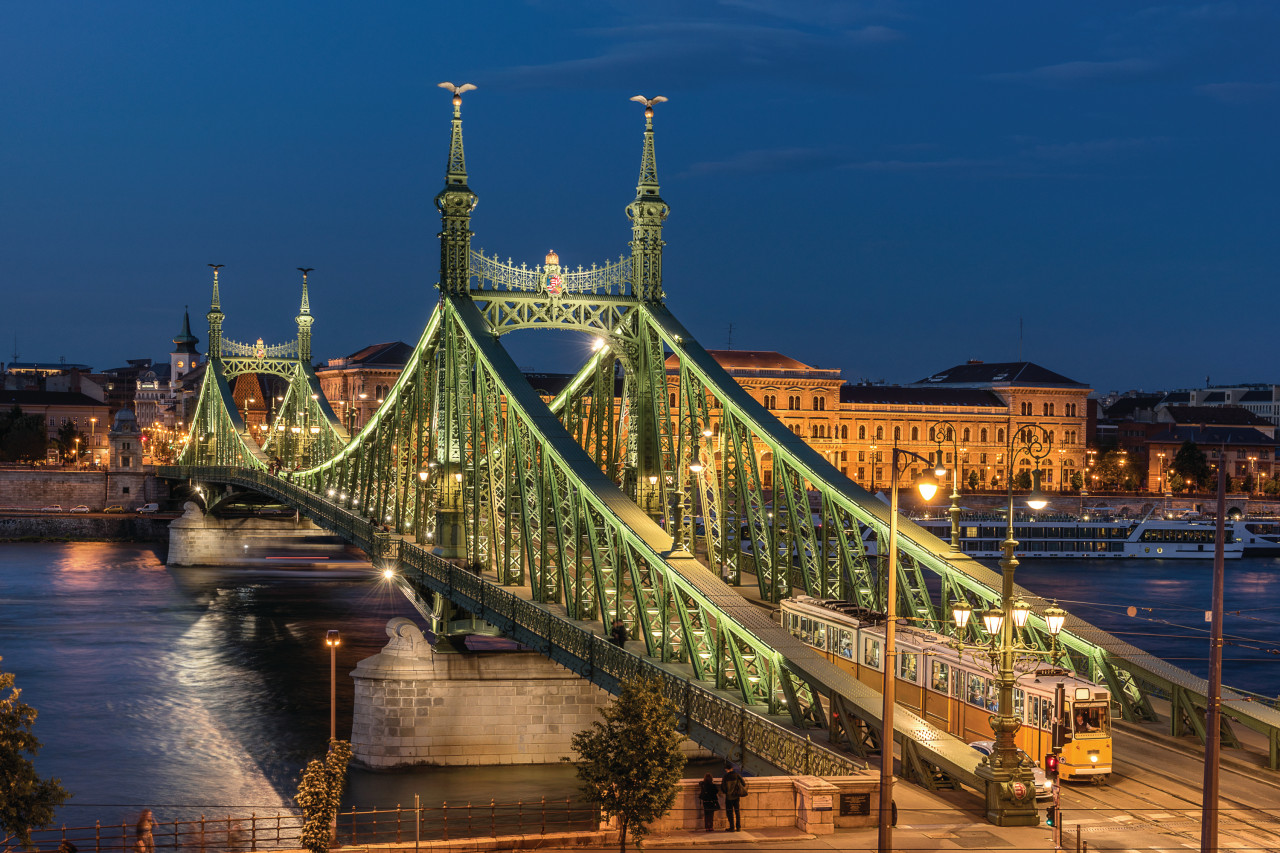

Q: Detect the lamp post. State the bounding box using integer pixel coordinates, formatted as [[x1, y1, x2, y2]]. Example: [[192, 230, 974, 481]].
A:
[[868, 444, 878, 493], [927, 420, 963, 550], [324, 629, 341, 741], [878, 447, 942, 853], [950, 419, 1065, 826]]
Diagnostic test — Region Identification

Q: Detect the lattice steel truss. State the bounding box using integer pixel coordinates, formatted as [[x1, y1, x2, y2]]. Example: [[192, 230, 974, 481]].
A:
[[167, 90, 1280, 782]]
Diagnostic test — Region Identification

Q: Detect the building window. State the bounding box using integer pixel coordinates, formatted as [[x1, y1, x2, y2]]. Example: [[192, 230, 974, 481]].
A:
[[963, 427, 971, 442], [841, 425, 848, 439], [980, 428, 988, 443], [893, 426, 901, 441], [858, 425, 866, 440], [911, 427, 919, 441], [841, 451, 848, 461], [764, 394, 776, 409], [997, 429, 1005, 444], [876, 426, 884, 440]]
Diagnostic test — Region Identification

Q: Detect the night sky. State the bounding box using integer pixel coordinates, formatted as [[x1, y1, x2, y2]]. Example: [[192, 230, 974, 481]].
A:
[[3, 2, 1276, 394]]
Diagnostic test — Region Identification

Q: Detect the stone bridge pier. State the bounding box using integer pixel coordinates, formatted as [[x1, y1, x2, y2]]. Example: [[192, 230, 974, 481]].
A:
[[167, 502, 360, 567]]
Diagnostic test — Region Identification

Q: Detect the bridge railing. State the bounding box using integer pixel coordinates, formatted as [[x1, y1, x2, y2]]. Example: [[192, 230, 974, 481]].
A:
[[160, 465, 866, 779]]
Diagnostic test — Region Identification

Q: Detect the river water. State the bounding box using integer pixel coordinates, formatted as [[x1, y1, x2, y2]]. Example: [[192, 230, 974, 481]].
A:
[[2, 541, 1277, 827]]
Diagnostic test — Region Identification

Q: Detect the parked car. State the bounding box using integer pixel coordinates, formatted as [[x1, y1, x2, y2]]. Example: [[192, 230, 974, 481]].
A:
[[41, 504, 62, 512], [70, 505, 91, 513], [969, 741, 1052, 799], [136, 503, 160, 513], [103, 505, 125, 513]]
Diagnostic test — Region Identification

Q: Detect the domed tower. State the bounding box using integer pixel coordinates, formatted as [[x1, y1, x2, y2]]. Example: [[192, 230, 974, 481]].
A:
[[108, 408, 142, 472]]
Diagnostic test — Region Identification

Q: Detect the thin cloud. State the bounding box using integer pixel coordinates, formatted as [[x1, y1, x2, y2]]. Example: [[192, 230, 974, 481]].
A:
[[1194, 81, 1280, 102], [683, 146, 855, 177], [988, 58, 1159, 86]]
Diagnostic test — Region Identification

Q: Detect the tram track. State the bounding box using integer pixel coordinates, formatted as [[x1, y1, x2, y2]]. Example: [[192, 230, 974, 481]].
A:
[[1055, 750, 1280, 848]]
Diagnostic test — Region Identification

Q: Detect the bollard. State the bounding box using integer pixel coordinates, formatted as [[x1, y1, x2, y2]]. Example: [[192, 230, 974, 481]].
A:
[[414, 794, 420, 853]]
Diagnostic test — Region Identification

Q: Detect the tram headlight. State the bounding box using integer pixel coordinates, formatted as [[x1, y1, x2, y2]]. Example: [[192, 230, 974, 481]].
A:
[[1090, 754, 1098, 763]]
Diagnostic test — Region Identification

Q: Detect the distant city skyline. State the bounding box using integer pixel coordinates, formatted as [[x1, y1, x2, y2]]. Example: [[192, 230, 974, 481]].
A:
[[4, 1, 1276, 393]]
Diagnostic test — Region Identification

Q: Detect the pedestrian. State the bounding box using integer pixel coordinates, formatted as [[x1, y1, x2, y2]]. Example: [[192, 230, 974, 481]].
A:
[[609, 618, 627, 647], [720, 765, 747, 831], [135, 810, 156, 853], [697, 773, 720, 831]]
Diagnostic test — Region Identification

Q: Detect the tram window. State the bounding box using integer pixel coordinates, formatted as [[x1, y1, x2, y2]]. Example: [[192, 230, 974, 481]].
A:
[[838, 629, 854, 660], [1013, 688, 1025, 722], [815, 623, 826, 651], [986, 683, 998, 712], [967, 674, 987, 707], [1040, 699, 1054, 730], [1074, 705, 1107, 733], [1029, 696, 1040, 728], [932, 661, 949, 693], [899, 652, 918, 683], [864, 637, 881, 668]]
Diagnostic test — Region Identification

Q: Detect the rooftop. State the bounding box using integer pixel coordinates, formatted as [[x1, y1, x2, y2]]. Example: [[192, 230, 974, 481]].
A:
[[840, 384, 1006, 408], [912, 361, 1087, 388]]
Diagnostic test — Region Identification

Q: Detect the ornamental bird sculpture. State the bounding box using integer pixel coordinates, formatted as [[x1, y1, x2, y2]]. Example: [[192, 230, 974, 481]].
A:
[[438, 82, 477, 96], [629, 95, 668, 107]]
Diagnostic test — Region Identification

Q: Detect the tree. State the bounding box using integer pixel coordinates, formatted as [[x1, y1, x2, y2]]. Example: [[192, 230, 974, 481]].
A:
[[571, 678, 687, 853], [967, 470, 979, 491], [54, 421, 85, 465], [294, 739, 352, 853], [1013, 470, 1032, 490], [0, 657, 71, 849], [0, 406, 47, 464], [1070, 471, 1084, 491], [1171, 441, 1212, 492]]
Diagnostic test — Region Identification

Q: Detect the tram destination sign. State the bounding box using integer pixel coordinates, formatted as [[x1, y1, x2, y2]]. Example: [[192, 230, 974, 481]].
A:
[[1036, 667, 1071, 677]]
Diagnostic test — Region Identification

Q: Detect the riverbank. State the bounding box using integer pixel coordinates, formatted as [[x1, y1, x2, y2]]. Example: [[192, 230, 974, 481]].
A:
[[0, 512, 171, 542]]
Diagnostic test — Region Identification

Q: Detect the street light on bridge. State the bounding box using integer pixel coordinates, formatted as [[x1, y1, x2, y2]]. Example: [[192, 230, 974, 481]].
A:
[[878, 446, 941, 853], [927, 420, 963, 550]]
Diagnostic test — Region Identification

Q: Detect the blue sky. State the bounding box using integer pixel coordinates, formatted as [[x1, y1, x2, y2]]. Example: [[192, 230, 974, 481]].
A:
[[2, 1, 1276, 393]]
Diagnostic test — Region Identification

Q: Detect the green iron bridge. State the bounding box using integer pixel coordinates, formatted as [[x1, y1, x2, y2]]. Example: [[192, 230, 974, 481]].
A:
[[159, 90, 1280, 801]]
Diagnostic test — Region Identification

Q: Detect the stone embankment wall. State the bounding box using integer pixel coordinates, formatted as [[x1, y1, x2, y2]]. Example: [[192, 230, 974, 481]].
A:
[[0, 468, 167, 511], [0, 514, 169, 542]]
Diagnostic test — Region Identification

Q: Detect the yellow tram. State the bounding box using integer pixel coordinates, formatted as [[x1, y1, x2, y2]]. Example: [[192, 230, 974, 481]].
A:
[[780, 596, 1112, 780]]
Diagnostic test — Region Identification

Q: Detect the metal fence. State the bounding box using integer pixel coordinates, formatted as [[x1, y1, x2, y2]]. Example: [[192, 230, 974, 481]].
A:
[[13, 799, 602, 853]]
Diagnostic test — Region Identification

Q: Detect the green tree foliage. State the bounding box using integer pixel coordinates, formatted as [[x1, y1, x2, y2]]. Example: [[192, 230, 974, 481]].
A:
[[294, 739, 352, 853], [1013, 470, 1032, 490], [54, 421, 85, 464], [0, 407, 47, 464], [1070, 471, 1084, 491], [0, 657, 71, 849], [967, 470, 979, 491], [1171, 441, 1212, 492], [571, 678, 687, 853]]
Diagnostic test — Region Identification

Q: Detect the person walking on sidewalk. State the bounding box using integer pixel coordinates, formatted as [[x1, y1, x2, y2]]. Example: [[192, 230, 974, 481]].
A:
[[720, 765, 747, 831], [697, 773, 720, 831]]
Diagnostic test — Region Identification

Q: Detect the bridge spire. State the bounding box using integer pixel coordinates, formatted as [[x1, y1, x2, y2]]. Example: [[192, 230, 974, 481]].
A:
[[206, 263, 225, 360], [627, 96, 670, 302], [435, 82, 478, 297], [296, 267, 314, 364]]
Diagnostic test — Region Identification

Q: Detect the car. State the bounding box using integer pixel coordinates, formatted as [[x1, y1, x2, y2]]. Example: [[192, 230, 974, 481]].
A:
[[969, 741, 1052, 800], [136, 503, 160, 513], [70, 505, 90, 513], [41, 505, 62, 512], [103, 505, 125, 513]]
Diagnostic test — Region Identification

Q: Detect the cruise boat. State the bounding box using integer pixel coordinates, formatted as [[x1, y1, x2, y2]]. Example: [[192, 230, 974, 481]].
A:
[[901, 509, 1244, 560], [1235, 519, 1280, 556]]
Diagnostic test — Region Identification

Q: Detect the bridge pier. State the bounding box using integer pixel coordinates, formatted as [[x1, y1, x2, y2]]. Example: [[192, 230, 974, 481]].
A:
[[167, 502, 359, 567], [351, 618, 710, 769]]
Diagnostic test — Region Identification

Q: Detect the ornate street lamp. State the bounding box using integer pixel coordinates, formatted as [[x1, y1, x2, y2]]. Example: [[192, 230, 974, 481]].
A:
[[927, 420, 963, 550], [324, 629, 341, 741], [878, 446, 943, 853], [949, 420, 1064, 826]]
